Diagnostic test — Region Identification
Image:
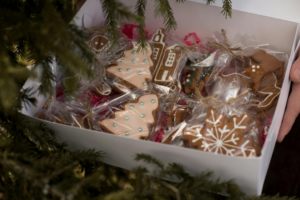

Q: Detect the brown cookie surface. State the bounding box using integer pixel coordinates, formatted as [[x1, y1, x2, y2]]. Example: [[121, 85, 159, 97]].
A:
[[89, 35, 109, 53], [153, 44, 182, 86], [243, 50, 284, 92], [149, 28, 167, 74], [183, 108, 259, 157], [255, 73, 281, 113]]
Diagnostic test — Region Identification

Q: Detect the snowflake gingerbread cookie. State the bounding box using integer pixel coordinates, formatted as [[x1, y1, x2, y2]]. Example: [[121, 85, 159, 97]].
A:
[[183, 108, 259, 157], [99, 94, 159, 139], [106, 42, 153, 91]]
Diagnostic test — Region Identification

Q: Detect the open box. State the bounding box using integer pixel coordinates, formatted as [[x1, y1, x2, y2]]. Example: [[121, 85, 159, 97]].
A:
[[21, 0, 300, 195]]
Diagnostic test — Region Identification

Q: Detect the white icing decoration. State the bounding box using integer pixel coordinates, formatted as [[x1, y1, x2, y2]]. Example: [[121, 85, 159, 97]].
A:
[[97, 81, 112, 96], [149, 29, 166, 75], [257, 73, 281, 108], [107, 42, 153, 90], [154, 44, 180, 84], [184, 109, 255, 157]]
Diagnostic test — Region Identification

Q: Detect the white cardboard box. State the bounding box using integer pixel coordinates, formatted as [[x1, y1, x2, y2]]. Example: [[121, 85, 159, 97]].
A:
[[21, 0, 300, 195]]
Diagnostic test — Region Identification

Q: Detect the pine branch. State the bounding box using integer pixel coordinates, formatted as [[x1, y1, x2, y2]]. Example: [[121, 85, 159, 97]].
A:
[[135, 0, 148, 53], [221, 0, 232, 18], [135, 153, 165, 170], [205, 0, 215, 5], [101, 0, 142, 48], [154, 0, 178, 31]]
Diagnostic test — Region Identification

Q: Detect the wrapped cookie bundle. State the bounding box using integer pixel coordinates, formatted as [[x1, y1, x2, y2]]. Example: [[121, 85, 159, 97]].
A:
[[36, 26, 287, 158], [170, 29, 286, 157]]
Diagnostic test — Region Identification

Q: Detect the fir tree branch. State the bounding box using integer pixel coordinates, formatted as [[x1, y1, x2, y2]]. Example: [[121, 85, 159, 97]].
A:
[[221, 0, 232, 18], [101, 0, 142, 48], [135, 0, 148, 53], [154, 0, 178, 31], [205, 0, 215, 5], [134, 153, 164, 170]]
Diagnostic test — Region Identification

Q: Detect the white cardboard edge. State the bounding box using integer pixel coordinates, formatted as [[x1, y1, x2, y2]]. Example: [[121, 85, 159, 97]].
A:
[[188, 0, 300, 24]]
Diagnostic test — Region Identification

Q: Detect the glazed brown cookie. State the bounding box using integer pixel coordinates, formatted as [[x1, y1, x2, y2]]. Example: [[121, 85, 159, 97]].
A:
[[153, 44, 182, 86], [243, 50, 284, 92], [183, 108, 259, 157], [149, 28, 167, 74], [255, 73, 281, 113], [99, 94, 159, 139], [167, 106, 190, 127], [106, 42, 153, 91], [89, 35, 109, 53]]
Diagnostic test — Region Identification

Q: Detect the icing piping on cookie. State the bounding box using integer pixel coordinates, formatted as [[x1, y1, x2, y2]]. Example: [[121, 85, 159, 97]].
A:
[[100, 94, 159, 139], [149, 28, 167, 75], [106, 42, 153, 90], [183, 108, 258, 157], [153, 44, 182, 85]]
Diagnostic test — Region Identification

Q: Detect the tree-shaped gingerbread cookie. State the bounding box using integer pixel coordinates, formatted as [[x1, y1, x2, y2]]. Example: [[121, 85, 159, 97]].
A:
[[106, 42, 153, 91], [99, 94, 159, 139]]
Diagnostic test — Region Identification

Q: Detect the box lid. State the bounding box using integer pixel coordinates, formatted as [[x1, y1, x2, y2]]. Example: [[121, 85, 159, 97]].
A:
[[190, 0, 300, 23]]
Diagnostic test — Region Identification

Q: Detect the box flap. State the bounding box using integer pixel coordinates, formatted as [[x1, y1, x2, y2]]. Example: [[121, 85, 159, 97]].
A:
[[189, 0, 300, 23]]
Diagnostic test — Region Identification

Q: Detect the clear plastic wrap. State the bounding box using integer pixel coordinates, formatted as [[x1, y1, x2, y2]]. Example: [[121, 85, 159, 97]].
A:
[[182, 51, 216, 98], [150, 94, 192, 143], [149, 28, 196, 102], [36, 27, 290, 158], [105, 41, 154, 93], [85, 26, 131, 67], [97, 91, 160, 140], [64, 91, 110, 131], [181, 74, 262, 157]]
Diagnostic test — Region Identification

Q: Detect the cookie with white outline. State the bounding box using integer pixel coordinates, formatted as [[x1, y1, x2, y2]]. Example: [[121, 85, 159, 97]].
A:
[[183, 108, 259, 157], [99, 94, 159, 139], [243, 50, 284, 92], [255, 73, 281, 113], [106, 42, 153, 91], [149, 28, 167, 74]]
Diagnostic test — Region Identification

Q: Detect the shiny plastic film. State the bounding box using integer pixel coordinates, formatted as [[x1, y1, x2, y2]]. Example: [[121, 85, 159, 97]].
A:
[[34, 26, 289, 158]]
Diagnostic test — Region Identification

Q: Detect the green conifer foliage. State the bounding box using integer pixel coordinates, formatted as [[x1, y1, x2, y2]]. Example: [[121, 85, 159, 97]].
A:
[[0, 0, 293, 199]]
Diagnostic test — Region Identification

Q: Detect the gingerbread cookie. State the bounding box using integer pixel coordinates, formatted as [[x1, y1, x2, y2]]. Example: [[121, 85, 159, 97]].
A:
[[94, 81, 112, 97], [184, 53, 215, 94], [89, 35, 109, 53], [99, 94, 159, 139], [255, 73, 281, 113], [167, 106, 190, 127], [183, 108, 259, 157], [243, 50, 285, 92], [149, 28, 167, 74], [106, 42, 153, 91], [153, 44, 182, 85]]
